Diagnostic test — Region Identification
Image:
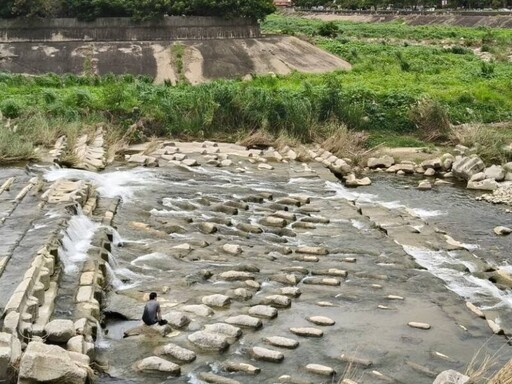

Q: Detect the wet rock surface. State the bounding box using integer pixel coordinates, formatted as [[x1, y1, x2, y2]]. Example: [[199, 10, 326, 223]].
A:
[[0, 141, 511, 384]]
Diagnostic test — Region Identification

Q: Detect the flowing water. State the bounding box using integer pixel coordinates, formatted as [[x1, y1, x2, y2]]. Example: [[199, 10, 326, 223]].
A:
[[2, 159, 511, 384]]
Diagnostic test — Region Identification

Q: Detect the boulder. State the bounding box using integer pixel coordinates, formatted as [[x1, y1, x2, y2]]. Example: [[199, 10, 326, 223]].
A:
[[367, 155, 395, 169], [345, 174, 372, 187], [233, 288, 253, 300], [452, 155, 485, 180], [259, 295, 291, 308], [181, 304, 214, 317], [469, 172, 485, 182], [386, 163, 415, 174], [251, 347, 284, 363], [222, 244, 243, 255], [280, 287, 302, 298], [484, 165, 506, 181], [18, 342, 88, 384], [154, 343, 196, 363], [134, 356, 180, 375], [441, 153, 454, 170], [424, 168, 436, 176], [44, 319, 76, 344], [418, 181, 432, 190], [420, 158, 442, 169], [0, 333, 21, 380], [433, 370, 470, 384], [467, 179, 499, 191], [187, 331, 229, 352], [202, 294, 231, 308], [162, 311, 191, 328]]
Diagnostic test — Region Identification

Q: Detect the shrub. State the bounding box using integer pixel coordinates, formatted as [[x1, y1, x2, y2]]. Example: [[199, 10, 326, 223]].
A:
[[0, 99, 22, 118], [318, 22, 339, 38]]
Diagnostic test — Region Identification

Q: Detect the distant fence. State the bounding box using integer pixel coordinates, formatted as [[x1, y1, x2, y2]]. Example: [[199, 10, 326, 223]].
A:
[[0, 16, 261, 43]]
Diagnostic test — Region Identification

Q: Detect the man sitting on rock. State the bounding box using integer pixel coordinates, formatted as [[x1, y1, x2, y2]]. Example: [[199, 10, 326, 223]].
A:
[[142, 292, 168, 326]]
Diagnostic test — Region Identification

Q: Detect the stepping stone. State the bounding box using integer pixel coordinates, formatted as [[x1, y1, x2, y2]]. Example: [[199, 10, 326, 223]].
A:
[[271, 273, 300, 285], [408, 322, 431, 330], [154, 343, 196, 363], [378, 305, 392, 310], [199, 222, 218, 234], [248, 305, 278, 319], [245, 280, 260, 289], [311, 268, 347, 277], [236, 223, 263, 233], [296, 246, 328, 255], [219, 271, 255, 281], [225, 315, 262, 329], [259, 295, 291, 308], [181, 304, 214, 317], [224, 361, 261, 375], [292, 222, 316, 229], [188, 331, 229, 352], [317, 301, 335, 307], [343, 257, 357, 263], [202, 294, 231, 308], [294, 255, 319, 262], [222, 244, 243, 255], [465, 302, 485, 318], [289, 327, 323, 337], [305, 364, 335, 376], [307, 316, 335, 326], [387, 295, 404, 300], [303, 277, 340, 286], [233, 288, 253, 301], [260, 217, 287, 228], [371, 284, 383, 289], [275, 197, 301, 206], [272, 211, 297, 221], [301, 216, 330, 224], [199, 372, 241, 384], [134, 356, 180, 375], [258, 163, 274, 171], [280, 287, 301, 298], [282, 266, 309, 274], [339, 354, 373, 368], [264, 336, 299, 349], [251, 346, 284, 362], [204, 323, 242, 338]]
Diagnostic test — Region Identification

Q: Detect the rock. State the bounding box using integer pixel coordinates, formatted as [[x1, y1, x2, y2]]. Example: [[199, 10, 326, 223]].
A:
[[260, 216, 287, 228], [311, 268, 347, 277], [134, 356, 180, 375], [0, 332, 21, 380], [251, 347, 284, 362], [225, 315, 262, 329], [296, 246, 328, 255], [465, 302, 485, 318], [44, 319, 76, 343], [280, 287, 302, 298], [18, 342, 88, 384], [233, 288, 253, 300], [441, 153, 455, 170], [222, 244, 243, 255], [220, 159, 233, 167], [258, 163, 274, 171], [418, 180, 432, 191], [387, 163, 415, 174], [289, 327, 323, 337], [249, 305, 278, 319], [452, 155, 485, 180], [345, 174, 372, 187], [202, 294, 231, 308], [305, 364, 335, 376], [487, 319, 504, 335], [259, 295, 291, 308], [162, 311, 191, 328], [224, 361, 261, 375], [187, 331, 229, 352], [236, 223, 263, 234], [467, 179, 499, 191], [203, 323, 242, 339], [219, 271, 255, 281], [307, 316, 335, 326], [272, 210, 297, 221], [66, 335, 84, 354], [181, 304, 214, 317], [494, 226, 512, 235], [421, 158, 442, 170], [433, 369, 470, 384], [484, 165, 506, 181], [367, 155, 395, 169], [303, 277, 340, 286], [424, 168, 436, 176], [182, 158, 199, 167], [123, 323, 173, 338], [397, 170, 405, 175], [199, 372, 241, 384], [271, 273, 300, 285], [339, 354, 373, 368], [469, 172, 485, 182], [407, 322, 431, 330], [199, 222, 218, 234], [387, 295, 404, 300], [264, 336, 299, 349], [154, 343, 196, 363], [245, 280, 260, 289]]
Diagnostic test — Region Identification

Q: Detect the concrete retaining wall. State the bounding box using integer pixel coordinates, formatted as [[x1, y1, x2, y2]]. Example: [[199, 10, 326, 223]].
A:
[[0, 16, 261, 43]]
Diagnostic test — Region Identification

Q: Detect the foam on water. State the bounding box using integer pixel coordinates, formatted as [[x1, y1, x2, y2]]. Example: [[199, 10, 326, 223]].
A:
[[407, 207, 446, 219], [325, 181, 377, 202], [130, 252, 171, 270], [45, 166, 159, 201], [59, 211, 99, 274], [403, 245, 512, 309]]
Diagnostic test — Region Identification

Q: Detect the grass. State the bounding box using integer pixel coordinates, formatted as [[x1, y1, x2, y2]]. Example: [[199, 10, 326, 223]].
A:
[[1, 15, 512, 162]]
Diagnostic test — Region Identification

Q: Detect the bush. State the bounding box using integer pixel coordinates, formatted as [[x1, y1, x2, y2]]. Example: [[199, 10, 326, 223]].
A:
[[0, 99, 22, 118], [318, 22, 339, 38]]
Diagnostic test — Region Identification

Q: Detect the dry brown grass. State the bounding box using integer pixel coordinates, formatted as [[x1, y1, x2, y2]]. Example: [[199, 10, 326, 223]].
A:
[[409, 97, 451, 142], [238, 130, 277, 149], [319, 121, 370, 166], [488, 358, 512, 384], [465, 337, 510, 384]]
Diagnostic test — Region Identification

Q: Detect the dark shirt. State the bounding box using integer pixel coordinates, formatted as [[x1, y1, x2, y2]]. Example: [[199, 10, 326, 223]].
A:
[[142, 300, 160, 325]]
